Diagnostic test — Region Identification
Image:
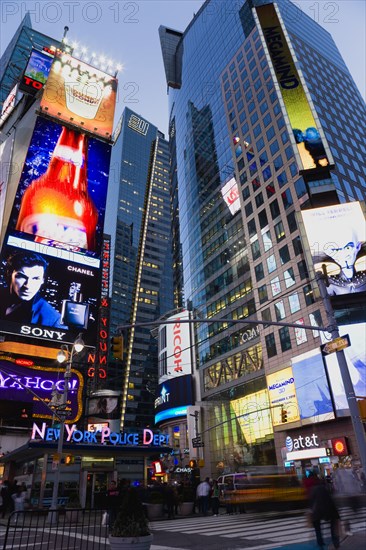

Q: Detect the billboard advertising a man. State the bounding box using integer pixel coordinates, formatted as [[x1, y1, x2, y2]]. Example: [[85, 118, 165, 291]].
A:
[[40, 53, 117, 139], [256, 4, 333, 173], [300, 202, 366, 296]]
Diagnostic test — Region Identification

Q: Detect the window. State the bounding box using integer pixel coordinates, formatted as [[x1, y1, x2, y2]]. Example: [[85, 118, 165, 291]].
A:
[[278, 171, 288, 187], [263, 114, 271, 127], [255, 192, 264, 208], [275, 300, 286, 320], [265, 333, 277, 358], [309, 310, 322, 337], [271, 276, 281, 296], [279, 245, 290, 265], [298, 259, 309, 280], [295, 177, 307, 198], [270, 199, 280, 219], [270, 140, 279, 155], [248, 219, 256, 237], [303, 284, 315, 305], [273, 155, 283, 170], [284, 267, 296, 287], [292, 236, 303, 255], [245, 202, 253, 217], [257, 137, 265, 151], [262, 230, 273, 251], [267, 254, 277, 273], [287, 211, 297, 233], [279, 326, 292, 351], [266, 126, 275, 140], [258, 284, 268, 304], [251, 239, 261, 260], [255, 263, 264, 282], [262, 307, 271, 323], [294, 319, 307, 345], [282, 189, 293, 209], [258, 209, 268, 229], [274, 221, 285, 242], [288, 292, 300, 313], [263, 165, 272, 182]]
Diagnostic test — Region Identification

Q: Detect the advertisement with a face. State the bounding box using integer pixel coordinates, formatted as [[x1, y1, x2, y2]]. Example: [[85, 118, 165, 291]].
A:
[[231, 389, 273, 444], [19, 49, 54, 95], [267, 367, 300, 426], [40, 53, 117, 139], [321, 322, 366, 416], [291, 349, 334, 424], [300, 202, 366, 296], [256, 4, 332, 172], [0, 359, 83, 422], [0, 242, 100, 345], [5, 116, 111, 258]]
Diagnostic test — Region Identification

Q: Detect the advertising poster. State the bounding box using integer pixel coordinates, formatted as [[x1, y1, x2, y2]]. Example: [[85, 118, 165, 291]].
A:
[[40, 53, 117, 139], [301, 202, 366, 296], [0, 135, 14, 232], [231, 389, 273, 444], [291, 349, 334, 424], [221, 177, 241, 215], [321, 322, 366, 416], [158, 310, 192, 379], [0, 84, 20, 126], [6, 116, 111, 258], [19, 49, 54, 96], [267, 367, 300, 425], [154, 374, 193, 424], [256, 4, 332, 172], [0, 359, 83, 422], [0, 241, 100, 346]]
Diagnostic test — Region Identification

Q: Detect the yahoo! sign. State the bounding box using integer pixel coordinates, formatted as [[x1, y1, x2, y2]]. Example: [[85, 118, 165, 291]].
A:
[[0, 360, 83, 423], [31, 422, 170, 447]]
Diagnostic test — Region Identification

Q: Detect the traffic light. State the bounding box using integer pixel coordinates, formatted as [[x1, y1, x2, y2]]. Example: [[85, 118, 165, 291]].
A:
[[111, 335, 124, 360], [64, 454, 74, 465], [281, 408, 288, 423], [189, 459, 197, 468]]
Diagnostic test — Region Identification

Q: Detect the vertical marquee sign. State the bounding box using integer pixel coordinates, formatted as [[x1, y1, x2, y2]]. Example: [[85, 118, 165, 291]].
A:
[[255, 3, 334, 173]]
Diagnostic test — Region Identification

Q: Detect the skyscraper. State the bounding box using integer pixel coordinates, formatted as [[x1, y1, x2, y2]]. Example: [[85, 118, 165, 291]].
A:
[[160, 0, 366, 475], [105, 107, 174, 429]]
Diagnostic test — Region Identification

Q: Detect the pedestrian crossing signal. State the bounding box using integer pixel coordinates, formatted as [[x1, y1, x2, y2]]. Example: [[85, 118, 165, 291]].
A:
[[111, 335, 124, 360], [281, 408, 288, 423], [64, 454, 74, 465]]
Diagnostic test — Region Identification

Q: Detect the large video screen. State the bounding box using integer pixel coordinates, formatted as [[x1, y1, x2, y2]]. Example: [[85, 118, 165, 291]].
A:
[[256, 4, 332, 172], [6, 116, 111, 258], [19, 49, 54, 96], [301, 202, 366, 297], [40, 53, 117, 139]]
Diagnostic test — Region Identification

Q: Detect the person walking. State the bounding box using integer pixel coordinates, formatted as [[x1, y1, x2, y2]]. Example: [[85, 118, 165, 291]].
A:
[[1, 481, 12, 518], [309, 478, 340, 549], [211, 480, 220, 516], [106, 480, 120, 531], [196, 478, 211, 516]]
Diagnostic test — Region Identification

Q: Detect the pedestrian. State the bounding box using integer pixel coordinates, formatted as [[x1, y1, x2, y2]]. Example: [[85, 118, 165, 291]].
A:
[[163, 483, 177, 519], [309, 478, 340, 549], [196, 477, 211, 516], [106, 480, 120, 531], [211, 480, 220, 516], [0, 481, 12, 518]]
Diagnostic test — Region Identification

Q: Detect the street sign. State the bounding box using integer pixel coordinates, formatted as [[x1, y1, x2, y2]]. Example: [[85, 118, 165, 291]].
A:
[[192, 436, 204, 448], [320, 334, 350, 355]]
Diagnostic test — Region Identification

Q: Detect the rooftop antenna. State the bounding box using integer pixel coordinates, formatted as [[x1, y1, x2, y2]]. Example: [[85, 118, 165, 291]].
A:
[[62, 26, 69, 43]]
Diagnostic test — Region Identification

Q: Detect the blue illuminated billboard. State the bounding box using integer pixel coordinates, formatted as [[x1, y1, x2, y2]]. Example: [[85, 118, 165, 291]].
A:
[[154, 375, 193, 425]]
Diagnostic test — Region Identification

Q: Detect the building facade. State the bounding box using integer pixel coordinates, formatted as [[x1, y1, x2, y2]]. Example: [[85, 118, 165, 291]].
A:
[[105, 108, 174, 431], [160, 0, 366, 479]]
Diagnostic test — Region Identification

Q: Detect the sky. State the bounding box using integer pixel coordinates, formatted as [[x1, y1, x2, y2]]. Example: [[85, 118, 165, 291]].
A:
[[0, 0, 365, 136]]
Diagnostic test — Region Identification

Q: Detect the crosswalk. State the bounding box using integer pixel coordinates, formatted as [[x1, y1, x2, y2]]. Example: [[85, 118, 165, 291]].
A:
[[150, 507, 366, 549]]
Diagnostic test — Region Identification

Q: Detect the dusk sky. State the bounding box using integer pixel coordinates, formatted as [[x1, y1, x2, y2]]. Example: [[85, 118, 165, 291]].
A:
[[1, 0, 365, 136]]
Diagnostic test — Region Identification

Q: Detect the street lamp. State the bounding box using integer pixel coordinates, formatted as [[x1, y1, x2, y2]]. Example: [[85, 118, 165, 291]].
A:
[[48, 334, 84, 522]]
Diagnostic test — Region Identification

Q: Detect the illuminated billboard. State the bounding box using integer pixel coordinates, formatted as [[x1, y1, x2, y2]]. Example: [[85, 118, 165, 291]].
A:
[[0, 84, 20, 126], [154, 374, 193, 424], [40, 53, 117, 139], [0, 241, 100, 346], [0, 135, 14, 231], [158, 310, 192, 379], [221, 177, 241, 215], [256, 4, 332, 172], [231, 389, 273, 444], [300, 202, 366, 297], [19, 49, 54, 96], [6, 116, 111, 257], [291, 349, 334, 424], [321, 322, 366, 416], [267, 367, 300, 426], [0, 359, 83, 422]]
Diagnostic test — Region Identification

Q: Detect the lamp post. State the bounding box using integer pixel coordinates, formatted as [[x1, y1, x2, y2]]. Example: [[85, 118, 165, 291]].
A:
[[48, 334, 84, 522]]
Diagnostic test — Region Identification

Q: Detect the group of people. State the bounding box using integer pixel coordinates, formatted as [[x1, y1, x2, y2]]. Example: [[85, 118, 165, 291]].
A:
[[0, 480, 28, 518], [195, 478, 221, 516]]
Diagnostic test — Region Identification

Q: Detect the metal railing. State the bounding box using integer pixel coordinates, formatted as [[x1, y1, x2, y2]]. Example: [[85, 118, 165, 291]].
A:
[[2, 508, 109, 550]]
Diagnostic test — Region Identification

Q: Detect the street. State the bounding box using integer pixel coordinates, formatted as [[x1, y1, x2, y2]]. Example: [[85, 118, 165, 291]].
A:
[[1, 506, 365, 550]]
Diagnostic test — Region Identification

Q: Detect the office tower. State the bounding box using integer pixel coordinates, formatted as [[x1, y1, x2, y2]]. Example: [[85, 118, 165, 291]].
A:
[[0, 13, 63, 107], [160, 0, 366, 475], [105, 107, 174, 429]]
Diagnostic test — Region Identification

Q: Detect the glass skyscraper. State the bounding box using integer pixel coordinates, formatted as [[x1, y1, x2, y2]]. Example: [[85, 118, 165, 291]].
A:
[[160, 0, 366, 475], [105, 107, 174, 430]]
